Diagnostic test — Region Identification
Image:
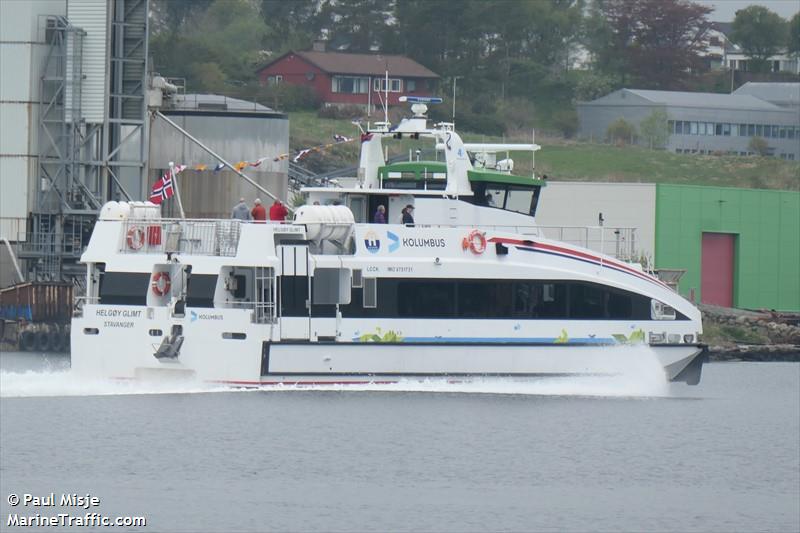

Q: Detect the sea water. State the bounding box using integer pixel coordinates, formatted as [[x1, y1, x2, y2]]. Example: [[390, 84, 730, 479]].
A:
[[1, 349, 798, 532]]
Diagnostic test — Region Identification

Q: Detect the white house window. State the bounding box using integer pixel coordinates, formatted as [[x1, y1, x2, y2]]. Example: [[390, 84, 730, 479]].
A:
[[373, 78, 402, 92], [407, 79, 416, 92], [267, 75, 282, 85], [332, 76, 369, 94]]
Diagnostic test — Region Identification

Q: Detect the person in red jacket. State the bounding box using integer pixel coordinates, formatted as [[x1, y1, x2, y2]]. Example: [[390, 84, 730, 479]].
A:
[[251, 198, 267, 222], [269, 199, 288, 222]]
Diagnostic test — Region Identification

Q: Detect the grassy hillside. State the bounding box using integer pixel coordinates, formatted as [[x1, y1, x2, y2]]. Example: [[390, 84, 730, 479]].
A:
[[289, 111, 800, 191]]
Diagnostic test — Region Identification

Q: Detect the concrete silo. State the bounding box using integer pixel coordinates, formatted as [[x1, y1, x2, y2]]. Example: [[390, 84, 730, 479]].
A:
[[149, 94, 289, 219]]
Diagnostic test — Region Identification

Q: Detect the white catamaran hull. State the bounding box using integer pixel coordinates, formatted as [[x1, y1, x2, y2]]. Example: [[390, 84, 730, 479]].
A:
[[71, 305, 706, 386]]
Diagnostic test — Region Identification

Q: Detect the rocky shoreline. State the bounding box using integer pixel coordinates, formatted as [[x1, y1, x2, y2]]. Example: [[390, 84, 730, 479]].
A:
[[707, 344, 800, 362], [700, 304, 800, 362]]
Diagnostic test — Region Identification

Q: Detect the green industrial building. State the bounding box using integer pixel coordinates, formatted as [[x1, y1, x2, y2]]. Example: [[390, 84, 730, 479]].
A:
[[655, 184, 800, 312]]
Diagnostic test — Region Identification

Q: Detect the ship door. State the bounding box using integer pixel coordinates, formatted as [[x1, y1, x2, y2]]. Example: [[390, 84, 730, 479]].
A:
[[368, 195, 390, 223], [347, 195, 367, 223], [279, 245, 310, 340]]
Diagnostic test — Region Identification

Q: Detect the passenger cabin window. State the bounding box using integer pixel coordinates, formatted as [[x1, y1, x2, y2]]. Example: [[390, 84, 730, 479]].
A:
[[187, 274, 218, 308], [333, 278, 666, 321], [99, 272, 149, 306]]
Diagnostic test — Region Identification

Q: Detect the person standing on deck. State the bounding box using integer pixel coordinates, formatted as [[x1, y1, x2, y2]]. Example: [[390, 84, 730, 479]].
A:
[[251, 198, 267, 222], [373, 204, 387, 224], [401, 204, 415, 226], [232, 197, 251, 220], [269, 199, 288, 222]]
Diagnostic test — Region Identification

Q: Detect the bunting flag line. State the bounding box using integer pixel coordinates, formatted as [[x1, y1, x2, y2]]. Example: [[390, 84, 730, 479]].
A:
[[292, 149, 312, 163], [150, 133, 357, 189]]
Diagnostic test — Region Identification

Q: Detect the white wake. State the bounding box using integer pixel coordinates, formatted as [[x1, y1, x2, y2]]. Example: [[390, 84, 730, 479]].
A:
[[1, 345, 670, 399]]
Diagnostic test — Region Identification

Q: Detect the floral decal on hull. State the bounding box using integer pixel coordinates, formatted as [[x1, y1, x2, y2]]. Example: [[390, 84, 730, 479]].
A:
[[356, 327, 404, 343], [612, 329, 645, 344]]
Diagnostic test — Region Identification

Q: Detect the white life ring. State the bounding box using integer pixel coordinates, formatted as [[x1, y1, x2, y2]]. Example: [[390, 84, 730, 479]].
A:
[[126, 226, 145, 250]]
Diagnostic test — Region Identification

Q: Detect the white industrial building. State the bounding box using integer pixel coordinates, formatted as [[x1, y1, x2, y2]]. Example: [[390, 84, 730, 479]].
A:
[[0, 0, 289, 287]]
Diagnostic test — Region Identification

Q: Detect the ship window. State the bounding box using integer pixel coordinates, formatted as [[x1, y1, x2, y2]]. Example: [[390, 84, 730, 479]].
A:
[[397, 281, 455, 317], [506, 186, 535, 216], [98, 272, 149, 306], [280, 276, 308, 316], [569, 283, 605, 319], [335, 278, 666, 320], [484, 187, 506, 208], [187, 274, 217, 308], [363, 278, 377, 308], [536, 283, 568, 318]]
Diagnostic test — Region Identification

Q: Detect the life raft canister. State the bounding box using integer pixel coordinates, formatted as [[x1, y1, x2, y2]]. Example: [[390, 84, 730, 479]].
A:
[[462, 229, 487, 254], [126, 226, 145, 250], [151, 271, 171, 296]]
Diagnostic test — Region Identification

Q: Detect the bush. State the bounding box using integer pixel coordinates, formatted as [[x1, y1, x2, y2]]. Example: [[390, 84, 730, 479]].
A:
[[639, 109, 669, 149], [748, 136, 770, 156], [606, 118, 636, 145], [257, 84, 320, 111], [317, 104, 365, 119], [551, 108, 578, 138]]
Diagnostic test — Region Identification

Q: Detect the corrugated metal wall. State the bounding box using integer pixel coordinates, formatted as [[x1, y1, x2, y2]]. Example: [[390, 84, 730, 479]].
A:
[[655, 184, 800, 312], [66, 0, 107, 123], [149, 113, 290, 218], [0, 0, 66, 242]]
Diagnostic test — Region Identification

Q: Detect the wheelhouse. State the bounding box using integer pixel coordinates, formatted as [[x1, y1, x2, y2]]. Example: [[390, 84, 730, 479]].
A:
[[376, 161, 547, 217]]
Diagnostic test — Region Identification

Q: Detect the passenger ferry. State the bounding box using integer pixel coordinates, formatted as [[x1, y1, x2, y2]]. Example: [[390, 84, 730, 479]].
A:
[[71, 98, 706, 385]]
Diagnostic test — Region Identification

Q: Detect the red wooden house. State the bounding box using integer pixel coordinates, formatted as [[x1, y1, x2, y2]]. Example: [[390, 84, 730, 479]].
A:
[[256, 46, 439, 108]]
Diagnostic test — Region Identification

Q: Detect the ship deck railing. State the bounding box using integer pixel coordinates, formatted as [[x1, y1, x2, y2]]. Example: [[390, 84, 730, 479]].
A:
[[117, 218, 639, 262]]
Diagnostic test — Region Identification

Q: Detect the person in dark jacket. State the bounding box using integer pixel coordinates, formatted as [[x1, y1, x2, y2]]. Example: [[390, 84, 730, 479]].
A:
[[401, 204, 415, 226]]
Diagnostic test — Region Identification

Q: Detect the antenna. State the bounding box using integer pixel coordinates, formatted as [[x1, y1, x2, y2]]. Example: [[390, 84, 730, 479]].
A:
[[383, 68, 389, 125]]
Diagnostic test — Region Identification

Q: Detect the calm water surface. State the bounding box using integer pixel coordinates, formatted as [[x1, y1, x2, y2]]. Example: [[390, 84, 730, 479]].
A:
[[0, 351, 798, 532]]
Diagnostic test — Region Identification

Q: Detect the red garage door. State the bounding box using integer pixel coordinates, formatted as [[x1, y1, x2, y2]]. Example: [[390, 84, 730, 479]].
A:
[[701, 232, 735, 307]]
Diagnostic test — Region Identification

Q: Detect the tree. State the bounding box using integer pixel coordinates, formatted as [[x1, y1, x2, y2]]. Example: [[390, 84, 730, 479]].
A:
[[260, 0, 322, 53], [731, 6, 788, 73], [607, 118, 636, 145], [586, 0, 711, 89], [748, 136, 770, 156], [639, 109, 669, 149], [789, 13, 800, 56], [150, 0, 268, 90], [318, 0, 394, 53]]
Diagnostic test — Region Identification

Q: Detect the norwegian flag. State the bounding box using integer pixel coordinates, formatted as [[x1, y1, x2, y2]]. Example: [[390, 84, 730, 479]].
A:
[[149, 165, 186, 205]]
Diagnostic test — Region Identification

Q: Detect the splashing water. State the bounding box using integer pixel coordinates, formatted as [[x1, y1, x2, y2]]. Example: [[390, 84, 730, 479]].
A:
[[1, 345, 670, 399]]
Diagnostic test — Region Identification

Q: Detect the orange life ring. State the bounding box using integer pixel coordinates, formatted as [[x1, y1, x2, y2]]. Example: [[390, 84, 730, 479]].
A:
[[126, 226, 145, 250], [151, 272, 171, 296], [462, 230, 487, 254]]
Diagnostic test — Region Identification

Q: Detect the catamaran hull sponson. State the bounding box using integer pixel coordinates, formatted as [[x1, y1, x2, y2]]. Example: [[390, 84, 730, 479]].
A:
[[71, 322, 705, 385], [260, 343, 706, 385]]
